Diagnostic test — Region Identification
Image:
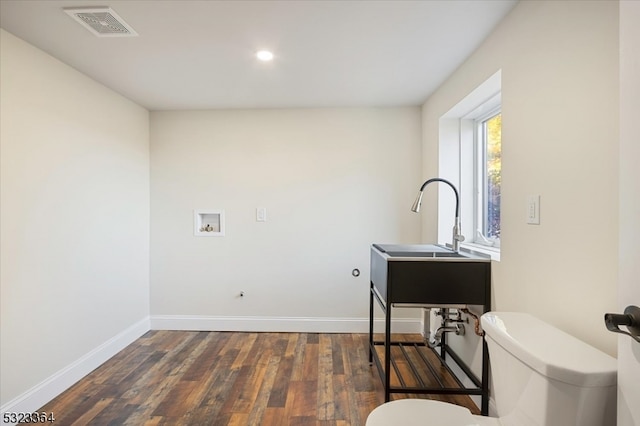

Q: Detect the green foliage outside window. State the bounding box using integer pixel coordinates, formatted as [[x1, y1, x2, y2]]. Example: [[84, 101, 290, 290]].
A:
[[486, 113, 501, 240]]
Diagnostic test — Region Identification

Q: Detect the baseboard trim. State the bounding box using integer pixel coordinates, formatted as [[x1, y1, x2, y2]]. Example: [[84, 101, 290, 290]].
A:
[[150, 315, 422, 334], [0, 317, 150, 417]]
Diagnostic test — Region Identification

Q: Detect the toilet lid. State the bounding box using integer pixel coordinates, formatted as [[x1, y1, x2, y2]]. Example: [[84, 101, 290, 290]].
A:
[[366, 399, 483, 426]]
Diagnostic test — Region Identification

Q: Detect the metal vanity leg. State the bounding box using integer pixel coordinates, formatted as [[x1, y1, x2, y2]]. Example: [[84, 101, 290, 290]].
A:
[[481, 335, 489, 415], [369, 282, 374, 363], [384, 301, 392, 402], [440, 308, 447, 360], [482, 267, 491, 416]]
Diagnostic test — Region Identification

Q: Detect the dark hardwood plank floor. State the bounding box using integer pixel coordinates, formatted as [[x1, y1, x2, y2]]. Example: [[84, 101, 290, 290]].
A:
[[38, 331, 479, 425]]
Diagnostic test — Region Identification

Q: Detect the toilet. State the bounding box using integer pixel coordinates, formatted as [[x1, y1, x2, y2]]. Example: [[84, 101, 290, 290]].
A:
[[366, 312, 617, 426]]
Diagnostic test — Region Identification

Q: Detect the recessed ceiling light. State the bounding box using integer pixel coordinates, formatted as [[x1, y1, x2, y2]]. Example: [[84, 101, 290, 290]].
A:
[[256, 50, 274, 61]]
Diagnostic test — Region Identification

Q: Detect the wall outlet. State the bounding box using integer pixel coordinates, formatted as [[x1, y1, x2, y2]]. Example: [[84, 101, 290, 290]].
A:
[[527, 195, 540, 225]]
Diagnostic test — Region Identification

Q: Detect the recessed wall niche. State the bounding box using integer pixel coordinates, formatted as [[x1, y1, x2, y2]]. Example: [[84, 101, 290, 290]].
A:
[[194, 210, 225, 236]]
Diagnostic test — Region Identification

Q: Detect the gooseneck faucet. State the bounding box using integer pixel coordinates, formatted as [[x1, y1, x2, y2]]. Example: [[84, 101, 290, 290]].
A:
[[411, 178, 465, 251]]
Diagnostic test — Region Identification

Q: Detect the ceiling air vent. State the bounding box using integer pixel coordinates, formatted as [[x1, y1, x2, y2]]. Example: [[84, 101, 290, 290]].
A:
[[64, 7, 138, 37]]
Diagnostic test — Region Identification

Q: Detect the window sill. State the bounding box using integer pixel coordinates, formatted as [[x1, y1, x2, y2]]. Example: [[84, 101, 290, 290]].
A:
[[461, 242, 500, 262]]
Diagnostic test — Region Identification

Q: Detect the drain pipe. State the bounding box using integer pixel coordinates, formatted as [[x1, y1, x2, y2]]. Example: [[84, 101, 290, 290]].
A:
[[428, 308, 467, 347], [434, 323, 465, 341]]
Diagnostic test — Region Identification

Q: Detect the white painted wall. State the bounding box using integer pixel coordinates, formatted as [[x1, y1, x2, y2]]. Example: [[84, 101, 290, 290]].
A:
[[617, 2, 640, 424], [421, 0, 619, 360], [149, 108, 422, 330], [0, 30, 150, 409]]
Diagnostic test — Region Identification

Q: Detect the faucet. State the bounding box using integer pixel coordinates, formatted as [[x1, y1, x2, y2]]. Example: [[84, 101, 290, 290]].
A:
[[411, 178, 465, 251]]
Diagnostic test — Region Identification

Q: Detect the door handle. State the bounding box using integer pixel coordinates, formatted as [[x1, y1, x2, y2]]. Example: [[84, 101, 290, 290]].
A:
[[604, 305, 640, 343]]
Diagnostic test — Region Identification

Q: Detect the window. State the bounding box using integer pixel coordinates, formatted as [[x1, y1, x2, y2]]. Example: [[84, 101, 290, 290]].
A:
[[475, 111, 501, 247], [438, 70, 501, 259]]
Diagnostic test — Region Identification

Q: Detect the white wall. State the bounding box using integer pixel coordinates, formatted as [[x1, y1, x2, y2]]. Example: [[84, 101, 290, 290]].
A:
[[0, 29, 150, 409], [150, 108, 422, 331], [422, 0, 619, 356], [617, 1, 640, 424]]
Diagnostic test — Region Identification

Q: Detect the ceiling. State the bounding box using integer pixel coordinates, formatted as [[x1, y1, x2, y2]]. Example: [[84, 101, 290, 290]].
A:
[[0, 0, 517, 111]]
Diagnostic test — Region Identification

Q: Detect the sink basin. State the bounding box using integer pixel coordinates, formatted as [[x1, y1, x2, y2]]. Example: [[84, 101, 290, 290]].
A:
[[384, 251, 466, 258], [371, 243, 483, 261], [370, 243, 491, 306]]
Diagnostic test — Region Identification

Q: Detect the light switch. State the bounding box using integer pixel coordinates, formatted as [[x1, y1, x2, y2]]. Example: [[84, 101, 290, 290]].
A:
[[527, 195, 540, 225], [256, 207, 267, 222]]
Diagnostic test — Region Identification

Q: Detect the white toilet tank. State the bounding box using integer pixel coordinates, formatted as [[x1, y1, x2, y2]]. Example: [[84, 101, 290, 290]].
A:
[[481, 312, 617, 426]]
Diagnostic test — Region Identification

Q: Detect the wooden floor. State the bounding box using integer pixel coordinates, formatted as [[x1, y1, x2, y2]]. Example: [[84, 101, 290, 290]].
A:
[[39, 331, 479, 425]]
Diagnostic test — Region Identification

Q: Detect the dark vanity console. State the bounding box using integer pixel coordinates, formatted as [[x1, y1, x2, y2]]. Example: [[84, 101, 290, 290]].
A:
[[369, 243, 491, 414]]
